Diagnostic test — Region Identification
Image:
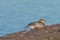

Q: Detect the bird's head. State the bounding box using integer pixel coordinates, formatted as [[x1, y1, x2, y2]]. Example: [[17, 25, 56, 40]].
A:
[[38, 19, 46, 23]]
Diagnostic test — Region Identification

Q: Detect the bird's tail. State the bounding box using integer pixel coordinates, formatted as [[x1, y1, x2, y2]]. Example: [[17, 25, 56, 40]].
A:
[[24, 27, 27, 28], [24, 25, 28, 28]]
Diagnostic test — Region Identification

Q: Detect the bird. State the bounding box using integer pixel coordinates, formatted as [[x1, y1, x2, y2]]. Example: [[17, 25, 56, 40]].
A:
[[25, 19, 46, 29]]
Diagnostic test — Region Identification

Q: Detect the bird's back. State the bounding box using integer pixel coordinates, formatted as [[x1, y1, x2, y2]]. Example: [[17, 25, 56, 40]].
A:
[[25, 21, 45, 29], [25, 22, 36, 28]]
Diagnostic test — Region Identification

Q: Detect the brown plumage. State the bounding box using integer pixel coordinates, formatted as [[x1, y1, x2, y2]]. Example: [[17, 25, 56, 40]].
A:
[[25, 19, 46, 29]]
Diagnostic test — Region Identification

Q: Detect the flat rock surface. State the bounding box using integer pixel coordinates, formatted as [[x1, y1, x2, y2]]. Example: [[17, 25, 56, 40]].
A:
[[0, 24, 60, 40]]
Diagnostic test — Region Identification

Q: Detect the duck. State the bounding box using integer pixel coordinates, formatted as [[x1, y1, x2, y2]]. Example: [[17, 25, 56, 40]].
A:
[[25, 19, 46, 29]]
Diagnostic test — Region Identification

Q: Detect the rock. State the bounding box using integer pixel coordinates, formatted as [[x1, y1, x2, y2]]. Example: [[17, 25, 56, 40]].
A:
[[0, 24, 60, 40]]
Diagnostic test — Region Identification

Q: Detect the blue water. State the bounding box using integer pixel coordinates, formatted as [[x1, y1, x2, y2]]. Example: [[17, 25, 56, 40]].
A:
[[0, 0, 60, 36]]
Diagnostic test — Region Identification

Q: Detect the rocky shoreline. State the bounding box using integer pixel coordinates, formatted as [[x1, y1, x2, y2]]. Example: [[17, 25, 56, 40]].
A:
[[0, 24, 60, 40]]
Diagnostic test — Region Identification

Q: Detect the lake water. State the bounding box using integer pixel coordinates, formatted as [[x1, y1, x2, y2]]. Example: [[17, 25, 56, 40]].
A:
[[0, 0, 60, 36]]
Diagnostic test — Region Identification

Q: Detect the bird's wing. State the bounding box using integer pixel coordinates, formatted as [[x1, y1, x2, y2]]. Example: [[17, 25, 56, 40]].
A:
[[24, 22, 36, 28]]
